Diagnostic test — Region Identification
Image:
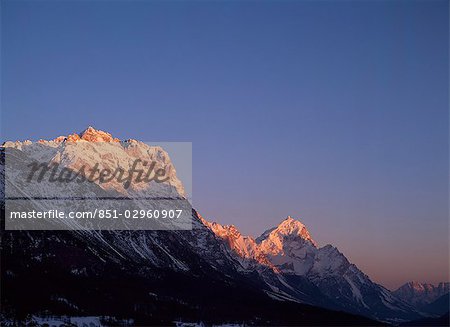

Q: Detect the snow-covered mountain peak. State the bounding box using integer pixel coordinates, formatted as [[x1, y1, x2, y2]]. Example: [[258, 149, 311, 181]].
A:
[[203, 215, 417, 321], [259, 216, 317, 248], [2, 128, 186, 197], [78, 126, 120, 143], [50, 126, 121, 143], [279, 216, 309, 234], [1, 126, 121, 146]]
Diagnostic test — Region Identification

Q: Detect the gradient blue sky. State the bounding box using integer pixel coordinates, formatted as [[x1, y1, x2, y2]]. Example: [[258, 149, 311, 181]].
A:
[[2, 0, 448, 289]]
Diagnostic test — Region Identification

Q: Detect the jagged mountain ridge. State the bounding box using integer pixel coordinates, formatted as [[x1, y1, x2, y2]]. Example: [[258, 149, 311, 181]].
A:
[[1, 127, 421, 324], [2, 126, 185, 198], [393, 281, 449, 308], [208, 216, 418, 322]]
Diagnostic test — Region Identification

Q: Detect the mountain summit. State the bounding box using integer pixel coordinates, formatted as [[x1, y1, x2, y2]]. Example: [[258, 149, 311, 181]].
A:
[[77, 126, 120, 143], [49, 126, 121, 143], [257, 216, 317, 247], [208, 215, 417, 321], [2, 127, 185, 197]]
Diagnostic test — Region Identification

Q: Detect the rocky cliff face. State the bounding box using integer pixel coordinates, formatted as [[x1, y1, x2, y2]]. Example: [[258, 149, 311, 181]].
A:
[[3, 127, 185, 198]]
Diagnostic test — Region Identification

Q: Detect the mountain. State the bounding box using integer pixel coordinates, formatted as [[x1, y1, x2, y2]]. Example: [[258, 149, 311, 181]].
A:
[[1, 127, 420, 325], [394, 282, 449, 308], [3, 126, 185, 198], [210, 216, 418, 322]]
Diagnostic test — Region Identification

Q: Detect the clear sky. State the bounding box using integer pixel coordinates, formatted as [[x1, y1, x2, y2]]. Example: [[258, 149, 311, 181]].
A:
[[2, 0, 448, 289]]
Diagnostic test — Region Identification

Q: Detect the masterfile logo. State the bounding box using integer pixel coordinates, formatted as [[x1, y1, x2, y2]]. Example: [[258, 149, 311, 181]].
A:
[[3, 136, 192, 231]]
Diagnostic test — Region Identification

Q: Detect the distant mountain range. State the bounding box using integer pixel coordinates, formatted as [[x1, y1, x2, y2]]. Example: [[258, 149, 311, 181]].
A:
[[0, 127, 446, 326], [394, 281, 449, 307], [206, 216, 420, 322], [394, 282, 449, 318]]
